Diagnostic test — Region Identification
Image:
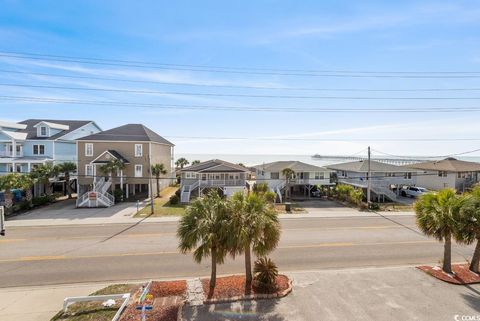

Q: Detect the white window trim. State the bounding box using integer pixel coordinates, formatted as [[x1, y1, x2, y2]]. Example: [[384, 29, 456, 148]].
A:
[[135, 164, 143, 177], [85, 143, 93, 157], [85, 164, 94, 177], [33, 144, 45, 155], [135, 144, 143, 157], [185, 172, 197, 179], [38, 126, 49, 137]]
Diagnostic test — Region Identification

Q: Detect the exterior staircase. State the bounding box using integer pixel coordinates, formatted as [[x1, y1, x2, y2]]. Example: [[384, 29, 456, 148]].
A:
[[76, 177, 115, 208], [181, 181, 199, 203], [371, 185, 398, 202], [269, 181, 285, 203]]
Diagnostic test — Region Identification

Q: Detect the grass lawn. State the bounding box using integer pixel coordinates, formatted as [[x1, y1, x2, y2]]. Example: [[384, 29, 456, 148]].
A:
[[135, 186, 186, 217], [50, 284, 139, 321]]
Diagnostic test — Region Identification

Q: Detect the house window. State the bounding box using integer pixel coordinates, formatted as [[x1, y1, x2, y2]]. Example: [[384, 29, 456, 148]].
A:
[[185, 172, 197, 179], [135, 165, 143, 177], [314, 172, 325, 179], [39, 126, 48, 137], [85, 143, 93, 157], [33, 144, 45, 155], [135, 144, 143, 157], [271, 172, 280, 179], [438, 171, 447, 177], [404, 172, 412, 179], [85, 165, 94, 177]]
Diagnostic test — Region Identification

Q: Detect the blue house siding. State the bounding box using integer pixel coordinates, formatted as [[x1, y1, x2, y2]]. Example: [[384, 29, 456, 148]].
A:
[[60, 122, 101, 141], [22, 141, 54, 158], [54, 141, 76, 163]]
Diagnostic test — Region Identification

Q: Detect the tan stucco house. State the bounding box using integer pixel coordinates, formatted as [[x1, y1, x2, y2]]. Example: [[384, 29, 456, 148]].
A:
[[76, 124, 174, 207]]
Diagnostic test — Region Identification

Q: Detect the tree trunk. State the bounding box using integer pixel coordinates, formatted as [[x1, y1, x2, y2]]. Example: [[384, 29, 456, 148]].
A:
[[66, 173, 72, 199], [443, 234, 452, 274], [4, 190, 13, 210], [245, 243, 252, 294], [469, 237, 480, 273], [156, 177, 160, 198], [26, 189, 33, 207], [110, 174, 116, 193], [208, 248, 217, 298], [45, 179, 52, 196]]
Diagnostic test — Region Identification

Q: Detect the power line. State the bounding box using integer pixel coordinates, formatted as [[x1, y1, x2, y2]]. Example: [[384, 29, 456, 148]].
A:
[[3, 69, 480, 92], [2, 51, 480, 78], [2, 83, 480, 100], [373, 147, 480, 159], [3, 95, 480, 113]]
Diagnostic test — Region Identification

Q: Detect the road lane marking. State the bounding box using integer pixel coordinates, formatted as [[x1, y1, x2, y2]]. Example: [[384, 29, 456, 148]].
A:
[[282, 225, 417, 231], [0, 240, 438, 263], [0, 239, 26, 243]]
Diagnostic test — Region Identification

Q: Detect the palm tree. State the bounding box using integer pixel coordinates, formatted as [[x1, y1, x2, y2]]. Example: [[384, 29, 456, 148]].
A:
[[99, 159, 125, 193], [151, 163, 167, 198], [31, 163, 58, 196], [57, 162, 77, 199], [229, 191, 280, 292], [191, 160, 201, 165], [0, 173, 20, 212], [281, 168, 295, 201], [17, 174, 35, 207], [414, 189, 463, 274], [177, 190, 231, 296], [175, 158, 189, 169], [455, 186, 480, 273]]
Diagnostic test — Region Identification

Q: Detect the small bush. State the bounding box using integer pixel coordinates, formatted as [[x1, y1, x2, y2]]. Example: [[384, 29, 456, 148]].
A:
[[349, 189, 364, 206], [113, 189, 124, 202], [253, 257, 278, 293], [175, 188, 181, 197], [32, 196, 50, 206], [169, 194, 180, 205], [369, 202, 380, 210]]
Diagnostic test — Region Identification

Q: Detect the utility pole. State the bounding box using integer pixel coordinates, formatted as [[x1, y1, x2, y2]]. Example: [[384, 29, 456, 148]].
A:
[[0, 206, 5, 236], [367, 146, 371, 207]]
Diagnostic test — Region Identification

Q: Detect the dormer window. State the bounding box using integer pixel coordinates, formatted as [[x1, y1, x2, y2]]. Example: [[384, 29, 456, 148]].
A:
[[39, 126, 48, 137]]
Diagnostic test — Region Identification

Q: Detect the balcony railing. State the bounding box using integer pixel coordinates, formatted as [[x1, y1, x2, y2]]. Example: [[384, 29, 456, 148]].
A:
[[339, 177, 413, 188], [0, 151, 24, 157], [199, 179, 245, 187]]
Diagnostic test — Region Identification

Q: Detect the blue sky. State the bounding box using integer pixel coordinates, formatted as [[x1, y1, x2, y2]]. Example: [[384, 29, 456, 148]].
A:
[[1, 0, 480, 156]]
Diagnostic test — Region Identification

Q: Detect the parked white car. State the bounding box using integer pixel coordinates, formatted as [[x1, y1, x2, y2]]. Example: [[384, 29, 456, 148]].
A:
[[401, 186, 429, 198]]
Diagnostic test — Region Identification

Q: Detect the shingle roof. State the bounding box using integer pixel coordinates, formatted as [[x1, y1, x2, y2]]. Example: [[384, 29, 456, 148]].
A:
[[92, 150, 130, 164], [405, 158, 480, 172], [326, 160, 412, 173], [181, 159, 249, 173], [253, 161, 330, 172], [78, 124, 174, 145], [18, 119, 93, 140]]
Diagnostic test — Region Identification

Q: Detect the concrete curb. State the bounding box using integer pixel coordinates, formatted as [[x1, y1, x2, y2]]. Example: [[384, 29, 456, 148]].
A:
[[202, 276, 293, 305]]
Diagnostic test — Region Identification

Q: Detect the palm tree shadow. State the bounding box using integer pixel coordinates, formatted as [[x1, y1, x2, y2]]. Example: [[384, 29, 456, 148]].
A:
[[461, 285, 480, 313], [183, 298, 287, 321]]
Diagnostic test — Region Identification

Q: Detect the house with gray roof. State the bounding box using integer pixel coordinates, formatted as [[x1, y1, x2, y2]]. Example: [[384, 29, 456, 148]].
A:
[[326, 160, 416, 202], [76, 124, 174, 207], [405, 157, 480, 191], [179, 159, 249, 203], [253, 161, 334, 202]]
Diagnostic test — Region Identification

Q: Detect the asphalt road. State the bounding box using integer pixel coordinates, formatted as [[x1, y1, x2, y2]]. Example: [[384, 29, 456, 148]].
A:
[[0, 215, 474, 288]]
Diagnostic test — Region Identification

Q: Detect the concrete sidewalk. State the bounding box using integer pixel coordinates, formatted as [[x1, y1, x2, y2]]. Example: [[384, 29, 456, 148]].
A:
[[0, 282, 109, 321]]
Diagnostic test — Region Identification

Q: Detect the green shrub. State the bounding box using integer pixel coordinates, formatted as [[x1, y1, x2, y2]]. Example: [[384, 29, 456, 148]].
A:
[[349, 189, 364, 206], [175, 188, 181, 197], [369, 202, 380, 210], [169, 194, 180, 205], [113, 189, 124, 202], [336, 184, 354, 201], [253, 257, 278, 293], [32, 196, 50, 206]]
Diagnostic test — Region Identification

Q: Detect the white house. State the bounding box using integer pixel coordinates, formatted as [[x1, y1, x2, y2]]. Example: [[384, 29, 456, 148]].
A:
[[179, 159, 249, 203], [405, 157, 480, 192], [327, 160, 416, 202], [253, 161, 334, 202]]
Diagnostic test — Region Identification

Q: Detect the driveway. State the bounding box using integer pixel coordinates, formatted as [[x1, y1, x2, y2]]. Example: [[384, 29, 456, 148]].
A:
[[7, 198, 148, 224], [182, 266, 480, 321]]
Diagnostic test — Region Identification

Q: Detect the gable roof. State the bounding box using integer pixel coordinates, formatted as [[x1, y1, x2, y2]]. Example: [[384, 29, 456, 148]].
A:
[[91, 150, 130, 164], [253, 161, 330, 172], [326, 160, 411, 173], [18, 119, 93, 140], [33, 121, 70, 131], [0, 121, 27, 130], [0, 129, 28, 141], [405, 158, 480, 172], [78, 124, 174, 145], [181, 159, 249, 173]]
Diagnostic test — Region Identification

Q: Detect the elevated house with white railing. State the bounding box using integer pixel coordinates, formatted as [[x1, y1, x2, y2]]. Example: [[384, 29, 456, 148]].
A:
[[253, 161, 334, 202], [0, 119, 101, 196], [179, 159, 249, 203], [76, 124, 174, 208], [404, 157, 480, 192], [326, 160, 416, 202]]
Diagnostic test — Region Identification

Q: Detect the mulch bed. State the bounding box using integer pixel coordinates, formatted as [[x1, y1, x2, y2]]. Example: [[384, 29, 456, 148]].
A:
[[119, 280, 187, 321], [417, 263, 480, 285], [201, 275, 290, 300]]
